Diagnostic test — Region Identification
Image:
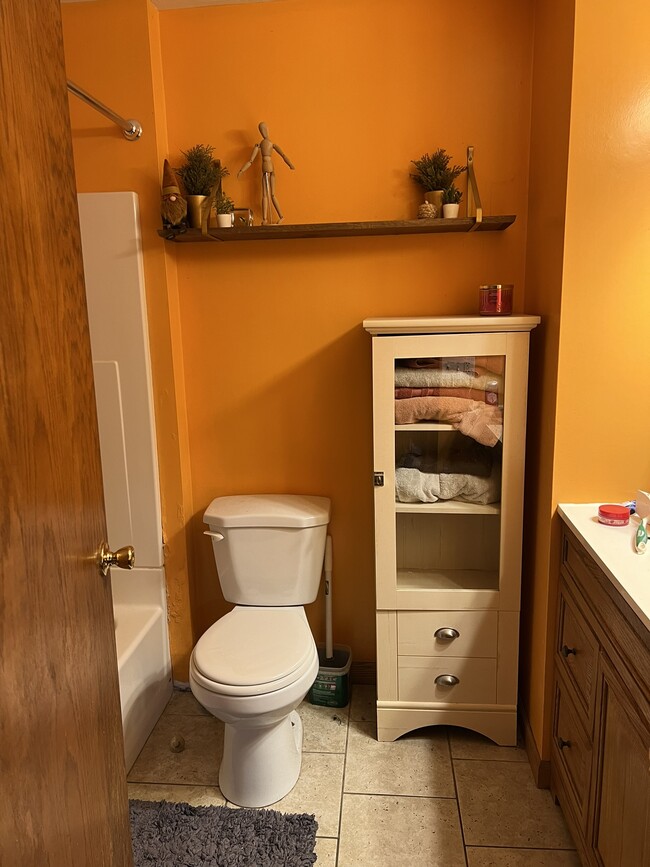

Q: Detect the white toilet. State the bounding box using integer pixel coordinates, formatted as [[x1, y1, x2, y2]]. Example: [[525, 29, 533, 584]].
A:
[[189, 493, 331, 808]]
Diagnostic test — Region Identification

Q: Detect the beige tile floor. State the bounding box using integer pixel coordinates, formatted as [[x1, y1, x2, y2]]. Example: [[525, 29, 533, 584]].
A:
[[128, 686, 580, 867]]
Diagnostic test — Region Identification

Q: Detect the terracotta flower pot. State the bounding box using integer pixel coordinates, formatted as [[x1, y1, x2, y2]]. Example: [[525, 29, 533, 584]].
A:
[[186, 195, 208, 229]]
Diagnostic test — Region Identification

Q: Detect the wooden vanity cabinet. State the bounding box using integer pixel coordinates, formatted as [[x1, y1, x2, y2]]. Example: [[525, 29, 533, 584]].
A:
[[552, 522, 650, 867]]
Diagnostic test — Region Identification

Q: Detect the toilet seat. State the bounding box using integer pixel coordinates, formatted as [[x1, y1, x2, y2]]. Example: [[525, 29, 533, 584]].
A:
[[192, 607, 316, 697]]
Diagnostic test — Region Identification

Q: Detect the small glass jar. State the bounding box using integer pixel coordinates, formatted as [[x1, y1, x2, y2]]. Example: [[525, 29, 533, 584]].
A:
[[479, 284, 513, 316]]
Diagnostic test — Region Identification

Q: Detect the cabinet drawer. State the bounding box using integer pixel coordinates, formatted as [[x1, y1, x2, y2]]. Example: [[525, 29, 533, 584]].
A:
[[552, 677, 592, 828], [397, 610, 498, 657], [398, 656, 496, 704], [556, 582, 599, 723]]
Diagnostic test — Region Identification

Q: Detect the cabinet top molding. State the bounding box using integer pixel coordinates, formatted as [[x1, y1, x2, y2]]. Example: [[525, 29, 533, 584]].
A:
[[363, 315, 541, 335]]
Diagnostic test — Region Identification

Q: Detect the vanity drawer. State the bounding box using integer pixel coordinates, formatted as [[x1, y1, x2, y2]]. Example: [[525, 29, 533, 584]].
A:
[[397, 610, 498, 658], [556, 581, 599, 724], [398, 656, 496, 704], [552, 676, 592, 828]]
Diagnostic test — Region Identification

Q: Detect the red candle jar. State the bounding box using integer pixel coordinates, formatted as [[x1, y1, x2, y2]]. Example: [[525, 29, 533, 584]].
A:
[[479, 284, 513, 315]]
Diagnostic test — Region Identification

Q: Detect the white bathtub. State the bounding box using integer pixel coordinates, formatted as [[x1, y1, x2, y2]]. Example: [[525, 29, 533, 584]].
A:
[[113, 569, 172, 771]]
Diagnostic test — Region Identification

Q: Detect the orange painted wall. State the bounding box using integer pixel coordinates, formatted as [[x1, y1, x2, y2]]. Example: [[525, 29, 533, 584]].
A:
[[522, 0, 650, 764], [158, 0, 535, 660], [555, 0, 650, 504], [61, 0, 195, 678], [520, 0, 574, 759]]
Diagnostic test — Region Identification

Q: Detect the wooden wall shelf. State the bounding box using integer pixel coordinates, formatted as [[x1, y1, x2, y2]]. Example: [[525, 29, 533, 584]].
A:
[[158, 215, 516, 243]]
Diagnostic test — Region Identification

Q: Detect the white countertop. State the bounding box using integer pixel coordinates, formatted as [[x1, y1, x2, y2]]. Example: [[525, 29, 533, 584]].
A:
[[558, 503, 650, 632]]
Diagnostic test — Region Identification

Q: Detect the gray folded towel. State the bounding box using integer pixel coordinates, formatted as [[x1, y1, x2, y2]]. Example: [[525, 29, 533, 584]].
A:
[[395, 466, 500, 505]]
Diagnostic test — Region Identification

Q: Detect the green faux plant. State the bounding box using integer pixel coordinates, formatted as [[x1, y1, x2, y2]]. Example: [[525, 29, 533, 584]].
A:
[[443, 185, 463, 205], [215, 191, 235, 214], [177, 144, 229, 196], [410, 148, 466, 192]]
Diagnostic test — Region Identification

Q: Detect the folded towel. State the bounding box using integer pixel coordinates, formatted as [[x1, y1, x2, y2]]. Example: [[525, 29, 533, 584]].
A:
[[395, 466, 501, 505], [395, 386, 491, 403], [394, 367, 503, 391], [394, 396, 502, 447], [399, 356, 504, 375]]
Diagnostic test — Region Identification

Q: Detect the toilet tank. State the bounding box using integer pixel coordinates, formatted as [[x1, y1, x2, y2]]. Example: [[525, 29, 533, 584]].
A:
[[204, 494, 331, 606]]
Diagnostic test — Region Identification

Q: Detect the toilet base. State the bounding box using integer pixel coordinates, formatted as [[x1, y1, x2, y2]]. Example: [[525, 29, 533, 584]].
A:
[[219, 709, 304, 808]]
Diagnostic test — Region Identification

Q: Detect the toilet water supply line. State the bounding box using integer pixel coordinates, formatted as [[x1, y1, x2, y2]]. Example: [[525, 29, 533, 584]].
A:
[[324, 535, 333, 661]]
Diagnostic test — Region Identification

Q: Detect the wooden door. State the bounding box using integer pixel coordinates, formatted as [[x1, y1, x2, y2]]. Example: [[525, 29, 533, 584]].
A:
[[0, 2, 133, 865]]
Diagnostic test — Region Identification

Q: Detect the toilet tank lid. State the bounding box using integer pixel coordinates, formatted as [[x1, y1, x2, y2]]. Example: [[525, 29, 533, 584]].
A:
[[204, 494, 331, 528]]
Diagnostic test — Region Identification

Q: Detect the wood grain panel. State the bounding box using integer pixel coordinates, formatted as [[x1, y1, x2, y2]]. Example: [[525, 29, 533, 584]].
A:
[[0, 1, 133, 864]]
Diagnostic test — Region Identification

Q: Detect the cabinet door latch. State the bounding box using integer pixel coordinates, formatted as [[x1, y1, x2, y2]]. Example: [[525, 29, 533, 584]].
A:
[[373, 472, 385, 487]]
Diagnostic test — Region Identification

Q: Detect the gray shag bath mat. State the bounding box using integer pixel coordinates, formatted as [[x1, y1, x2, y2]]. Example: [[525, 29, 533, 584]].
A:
[[129, 799, 318, 866]]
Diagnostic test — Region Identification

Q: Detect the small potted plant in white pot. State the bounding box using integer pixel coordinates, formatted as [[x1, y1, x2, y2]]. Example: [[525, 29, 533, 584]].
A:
[[410, 148, 466, 217], [177, 144, 229, 228], [442, 185, 462, 218], [215, 191, 235, 227]]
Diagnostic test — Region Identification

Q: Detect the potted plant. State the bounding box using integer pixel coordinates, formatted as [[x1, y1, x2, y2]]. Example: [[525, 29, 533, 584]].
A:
[[442, 185, 462, 218], [410, 149, 466, 217], [177, 144, 229, 228], [215, 191, 235, 228]]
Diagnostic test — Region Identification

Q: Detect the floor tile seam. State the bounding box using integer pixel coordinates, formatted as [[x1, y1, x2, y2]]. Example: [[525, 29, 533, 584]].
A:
[[128, 781, 221, 788], [341, 791, 458, 802], [333, 702, 352, 867], [127, 781, 221, 789], [302, 748, 346, 755], [447, 729, 470, 867], [465, 844, 578, 852], [450, 755, 528, 763]]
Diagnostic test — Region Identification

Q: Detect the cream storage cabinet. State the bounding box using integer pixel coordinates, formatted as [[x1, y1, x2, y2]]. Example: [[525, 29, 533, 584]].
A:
[[364, 316, 540, 744]]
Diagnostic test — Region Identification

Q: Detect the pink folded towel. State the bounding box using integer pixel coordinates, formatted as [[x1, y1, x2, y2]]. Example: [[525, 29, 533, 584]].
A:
[[395, 386, 491, 403], [394, 396, 503, 447]]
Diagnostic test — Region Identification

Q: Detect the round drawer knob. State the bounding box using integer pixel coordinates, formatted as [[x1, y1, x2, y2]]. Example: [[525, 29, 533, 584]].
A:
[[435, 674, 460, 687], [557, 737, 571, 750], [434, 627, 460, 642], [561, 645, 577, 658]]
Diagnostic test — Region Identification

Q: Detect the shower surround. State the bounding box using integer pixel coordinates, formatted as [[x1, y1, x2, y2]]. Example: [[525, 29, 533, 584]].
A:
[[78, 192, 172, 770]]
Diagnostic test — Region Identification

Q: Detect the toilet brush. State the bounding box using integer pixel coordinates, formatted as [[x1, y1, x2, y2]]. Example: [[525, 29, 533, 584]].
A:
[[308, 535, 352, 707]]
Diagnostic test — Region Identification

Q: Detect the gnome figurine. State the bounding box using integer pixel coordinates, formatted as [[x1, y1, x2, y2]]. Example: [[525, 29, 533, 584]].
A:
[[161, 159, 188, 238]]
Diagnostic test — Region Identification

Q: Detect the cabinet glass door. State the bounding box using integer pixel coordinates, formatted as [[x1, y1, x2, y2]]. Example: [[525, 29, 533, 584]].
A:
[[371, 329, 528, 611], [394, 352, 504, 594]]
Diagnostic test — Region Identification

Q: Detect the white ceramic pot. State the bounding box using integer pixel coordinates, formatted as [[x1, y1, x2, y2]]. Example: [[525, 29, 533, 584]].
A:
[[442, 203, 460, 219], [217, 213, 233, 228]]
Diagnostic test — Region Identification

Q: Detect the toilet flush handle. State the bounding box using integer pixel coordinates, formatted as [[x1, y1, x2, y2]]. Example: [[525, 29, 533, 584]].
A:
[[204, 530, 224, 542]]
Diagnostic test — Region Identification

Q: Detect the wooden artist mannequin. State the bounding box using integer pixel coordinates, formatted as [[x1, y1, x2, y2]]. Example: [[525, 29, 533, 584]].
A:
[[237, 122, 295, 224]]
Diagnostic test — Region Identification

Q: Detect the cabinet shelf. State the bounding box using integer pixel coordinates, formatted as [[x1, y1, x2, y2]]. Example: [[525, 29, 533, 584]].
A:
[[158, 215, 516, 243], [396, 423, 457, 432], [396, 501, 501, 515], [396, 568, 500, 593]]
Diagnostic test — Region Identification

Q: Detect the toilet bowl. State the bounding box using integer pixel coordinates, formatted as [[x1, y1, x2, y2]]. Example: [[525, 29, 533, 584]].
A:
[[190, 607, 319, 807], [189, 494, 330, 807]]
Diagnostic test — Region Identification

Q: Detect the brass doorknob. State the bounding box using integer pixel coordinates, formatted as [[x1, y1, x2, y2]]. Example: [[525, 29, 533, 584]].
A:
[[97, 541, 135, 576]]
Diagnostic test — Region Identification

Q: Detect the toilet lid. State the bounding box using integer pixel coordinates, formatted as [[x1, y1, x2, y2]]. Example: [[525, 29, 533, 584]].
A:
[[192, 607, 315, 692]]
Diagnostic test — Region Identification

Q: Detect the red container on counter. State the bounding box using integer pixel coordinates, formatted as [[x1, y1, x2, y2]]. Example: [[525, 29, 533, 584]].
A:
[[479, 284, 513, 315], [597, 504, 630, 526]]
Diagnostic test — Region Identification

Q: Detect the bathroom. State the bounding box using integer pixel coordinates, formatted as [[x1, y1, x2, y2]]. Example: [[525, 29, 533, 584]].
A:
[[2, 0, 649, 865]]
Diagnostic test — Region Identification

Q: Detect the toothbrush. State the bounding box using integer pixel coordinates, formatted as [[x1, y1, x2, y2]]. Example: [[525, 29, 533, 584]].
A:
[[635, 516, 648, 555]]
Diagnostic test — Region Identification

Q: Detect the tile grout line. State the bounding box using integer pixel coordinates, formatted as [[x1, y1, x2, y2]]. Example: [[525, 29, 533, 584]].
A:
[[332, 699, 355, 867], [448, 730, 470, 867]]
